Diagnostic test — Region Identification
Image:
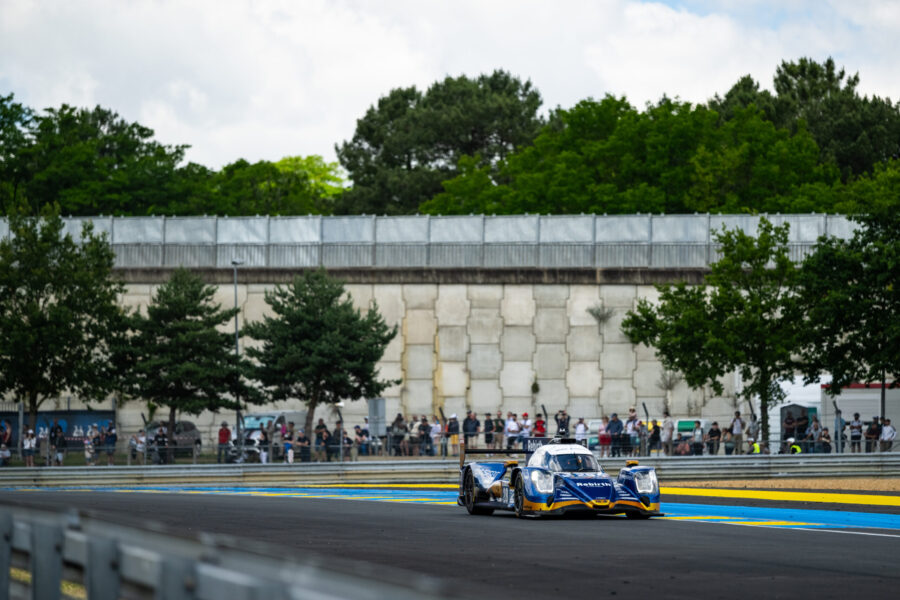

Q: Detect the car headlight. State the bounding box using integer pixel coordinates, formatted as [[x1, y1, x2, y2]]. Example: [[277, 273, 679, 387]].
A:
[[634, 470, 658, 494], [530, 470, 554, 494]]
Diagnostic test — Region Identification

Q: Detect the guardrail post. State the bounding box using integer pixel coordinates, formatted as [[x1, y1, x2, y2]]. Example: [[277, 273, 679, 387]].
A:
[[0, 512, 11, 600], [158, 557, 197, 600], [86, 536, 119, 600], [30, 522, 63, 600]]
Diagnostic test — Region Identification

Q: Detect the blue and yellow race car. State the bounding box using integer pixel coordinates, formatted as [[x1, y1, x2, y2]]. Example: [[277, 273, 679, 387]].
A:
[[457, 438, 662, 518]]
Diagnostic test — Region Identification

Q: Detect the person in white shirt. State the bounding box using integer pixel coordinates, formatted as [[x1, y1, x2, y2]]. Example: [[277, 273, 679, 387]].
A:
[[505, 413, 520, 450], [730, 411, 745, 454], [880, 418, 896, 452], [661, 412, 674, 456], [520, 412, 533, 449], [574, 417, 588, 443]]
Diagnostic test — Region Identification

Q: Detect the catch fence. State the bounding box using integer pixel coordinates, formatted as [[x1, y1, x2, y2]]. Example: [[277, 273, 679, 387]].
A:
[[0, 214, 855, 269]]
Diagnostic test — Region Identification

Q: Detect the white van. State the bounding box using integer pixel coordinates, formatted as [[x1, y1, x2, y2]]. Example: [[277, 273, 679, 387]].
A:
[[241, 410, 307, 459]]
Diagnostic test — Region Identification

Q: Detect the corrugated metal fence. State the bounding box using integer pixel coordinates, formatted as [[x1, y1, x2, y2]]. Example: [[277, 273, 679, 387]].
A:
[[0, 214, 855, 269]]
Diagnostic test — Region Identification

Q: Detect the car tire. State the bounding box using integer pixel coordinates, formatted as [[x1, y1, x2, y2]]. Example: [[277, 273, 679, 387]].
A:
[[625, 512, 651, 520], [463, 469, 493, 516], [513, 475, 527, 518]]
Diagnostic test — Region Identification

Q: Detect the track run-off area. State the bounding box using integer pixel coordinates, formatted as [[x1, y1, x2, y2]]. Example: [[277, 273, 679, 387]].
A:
[[4, 482, 899, 598]]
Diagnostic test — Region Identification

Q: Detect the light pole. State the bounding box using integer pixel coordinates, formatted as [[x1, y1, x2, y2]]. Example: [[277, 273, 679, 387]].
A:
[[231, 259, 244, 453]]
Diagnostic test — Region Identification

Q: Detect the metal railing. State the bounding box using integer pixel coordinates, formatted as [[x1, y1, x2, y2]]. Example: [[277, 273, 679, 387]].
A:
[[1, 454, 898, 488], [0, 214, 854, 269], [0, 503, 452, 600]]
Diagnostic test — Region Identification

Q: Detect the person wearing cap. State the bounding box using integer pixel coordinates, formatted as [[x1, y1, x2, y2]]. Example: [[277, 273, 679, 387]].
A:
[[848, 412, 863, 453], [520, 412, 532, 449], [880, 418, 896, 453], [217, 421, 231, 463], [504, 413, 520, 450], [295, 427, 311, 462]]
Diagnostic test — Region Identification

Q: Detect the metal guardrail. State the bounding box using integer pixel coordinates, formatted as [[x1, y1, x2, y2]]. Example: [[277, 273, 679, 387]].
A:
[[1, 454, 898, 488], [0, 503, 452, 600]]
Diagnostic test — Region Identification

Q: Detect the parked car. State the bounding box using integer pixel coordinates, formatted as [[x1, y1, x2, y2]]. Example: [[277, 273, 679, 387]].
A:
[[145, 420, 202, 457]]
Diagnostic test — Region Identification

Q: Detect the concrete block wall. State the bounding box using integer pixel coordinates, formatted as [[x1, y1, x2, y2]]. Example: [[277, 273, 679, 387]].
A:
[[106, 282, 737, 446]]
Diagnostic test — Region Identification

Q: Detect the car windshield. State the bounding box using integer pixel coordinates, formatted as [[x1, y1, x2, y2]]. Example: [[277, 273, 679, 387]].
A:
[[549, 453, 600, 473], [243, 416, 275, 430]]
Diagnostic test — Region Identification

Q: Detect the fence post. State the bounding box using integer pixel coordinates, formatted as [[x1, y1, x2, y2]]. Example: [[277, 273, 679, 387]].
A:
[[0, 512, 11, 600], [30, 522, 63, 600], [86, 536, 120, 600]]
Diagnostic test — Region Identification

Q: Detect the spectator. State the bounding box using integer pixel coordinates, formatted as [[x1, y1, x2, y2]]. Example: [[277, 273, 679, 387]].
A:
[[390, 414, 409, 456], [607, 413, 624, 457], [431, 416, 444, 457], [848, 413, 863, 453], [283, 422, 296, 463], [705, 422, 721, 455], [691, 421, 704, 456], [504, 413, 520, 450], [258, 424, 270, 463], [795, 412, 810, 447], [574, 417, 588, 444], [105, 422, 117, 465], [597, 416, 611, 458], [722, 429, 735, 455], [130, 429, 146, 465], [880, 419, 896, 453], [151, 427, 167, 464], [747, 414, 760, 447], [624, 409, 638, 456], [407, 414, 421, 456], [730, 411, 745, 454], [783, 411, 796, 441], [820, 428, 833, 454], [483, 413, 495, 448], [22, 429, 37, 467], [462, 411, 480, 449], [555, 410, 570, 436], [661, 411, 674, 456], [865, 417, 881, 453], [417, 417, 433, 456], [295, 428, 311, 462], [674, 433, 692, 456], [354, 425, 368, 457], [520, 412, 532, 449], [217, 421, 231, 463], [494, 410, 505, 449], [50, 421, 67, 466], [533, 413, 547, 438], [314, 418, 329, 461], [339, 425, 354, 461], [649, 419, 661, 455], [0, 444, 10, 466], [447, 414, 460, 456], [805, 417, 823, 453]]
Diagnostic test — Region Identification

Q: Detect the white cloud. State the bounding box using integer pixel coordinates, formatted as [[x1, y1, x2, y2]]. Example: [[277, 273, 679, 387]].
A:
[[1, 0, 897, 169]]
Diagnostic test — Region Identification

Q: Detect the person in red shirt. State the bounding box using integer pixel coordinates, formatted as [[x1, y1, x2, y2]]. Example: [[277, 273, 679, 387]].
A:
[[217, 421, 231, 463], [533, 413, 547, 437]]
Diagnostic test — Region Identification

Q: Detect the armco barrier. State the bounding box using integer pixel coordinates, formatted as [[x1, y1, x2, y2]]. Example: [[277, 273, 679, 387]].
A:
[[1, 454, 898, 488], [0, 504, 451, 600]]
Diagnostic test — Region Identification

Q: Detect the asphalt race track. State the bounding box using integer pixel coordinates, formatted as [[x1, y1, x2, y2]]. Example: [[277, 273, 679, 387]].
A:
[[4, 486, 899, 599]]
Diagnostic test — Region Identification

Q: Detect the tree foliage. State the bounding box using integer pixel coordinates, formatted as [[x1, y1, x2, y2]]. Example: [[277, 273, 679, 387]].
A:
[[130, 268, 263, 447], [797, 195, 900, 412], [0, 204, 126, 427], [335, 70, 543, 215], [622, 218, 802, 442], [244, 270, 399, 434]]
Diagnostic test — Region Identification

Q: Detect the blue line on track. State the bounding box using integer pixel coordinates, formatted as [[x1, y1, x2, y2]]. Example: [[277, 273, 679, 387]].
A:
[[663, 502, 900, 530]]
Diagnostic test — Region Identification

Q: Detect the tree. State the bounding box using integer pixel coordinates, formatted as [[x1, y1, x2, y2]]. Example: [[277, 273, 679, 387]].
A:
[[336, 70, 543, 214], [621, 218, 802, 443], [0, 93, 34, 214], [131, 268, 262, 457], [797, 195, 900, 417], [244, 270, 399, 435], [0, 204, 126, 428]]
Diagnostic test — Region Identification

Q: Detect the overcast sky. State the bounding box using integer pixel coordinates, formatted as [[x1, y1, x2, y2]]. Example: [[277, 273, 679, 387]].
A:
[[2, 0, 898, 170]]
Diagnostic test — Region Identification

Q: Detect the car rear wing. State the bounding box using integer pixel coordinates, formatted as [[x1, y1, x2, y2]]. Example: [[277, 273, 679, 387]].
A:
[[459, 437, 583, 468]]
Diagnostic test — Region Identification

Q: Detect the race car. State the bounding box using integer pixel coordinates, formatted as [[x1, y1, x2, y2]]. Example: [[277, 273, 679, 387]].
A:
[[457, 437, 662, 518]]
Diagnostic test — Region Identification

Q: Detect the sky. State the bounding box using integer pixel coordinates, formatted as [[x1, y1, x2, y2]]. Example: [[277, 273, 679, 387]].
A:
[[2, 0, 898, 170]]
